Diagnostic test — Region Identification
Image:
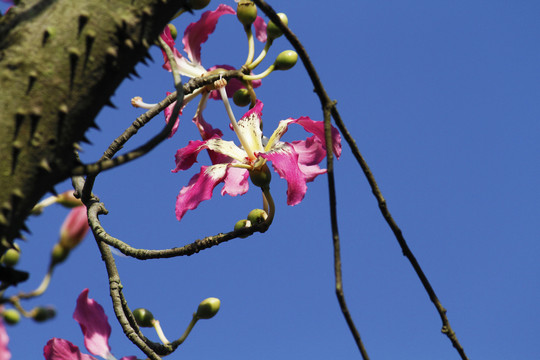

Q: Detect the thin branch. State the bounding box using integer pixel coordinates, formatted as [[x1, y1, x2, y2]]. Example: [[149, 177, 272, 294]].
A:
[[324, 102, 371, 359], [86, 199, 271, 259], [72, 70, 245, 179], [252, 1, 469, 359]]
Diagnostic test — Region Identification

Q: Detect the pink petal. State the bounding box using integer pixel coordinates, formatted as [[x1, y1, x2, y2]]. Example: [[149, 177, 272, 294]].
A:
[[253, 16, 267, 42], [288, 117, 342, 158], [0, 316, 10, 360], [175, 165, 228, 221], [260, 144, 307, 206], [73, 289, 111, 359], [164, 91, 183, 138], [43, 338, 97, 360], [206, 65, 262, 100], [193, 114, 230, 165], [240, 99, 264, 122], [172, 139, 208, 173], [160, 26, 184, 71], [183, 4, 235, 64], [118, 357, 137, 360], [221, 167, 250, 196], [290, 137, 328, 182]]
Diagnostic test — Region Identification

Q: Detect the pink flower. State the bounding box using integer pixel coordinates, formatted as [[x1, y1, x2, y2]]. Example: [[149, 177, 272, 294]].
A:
[[43, 289, 135, 360], [159, 4, 266, 136], [59, 206, 90, 250], [172, 100, 342, 220], [0, 312, 10, 360]]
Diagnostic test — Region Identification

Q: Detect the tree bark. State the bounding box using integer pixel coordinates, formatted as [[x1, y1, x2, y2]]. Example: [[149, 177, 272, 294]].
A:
[[0, 0, 184, 254]]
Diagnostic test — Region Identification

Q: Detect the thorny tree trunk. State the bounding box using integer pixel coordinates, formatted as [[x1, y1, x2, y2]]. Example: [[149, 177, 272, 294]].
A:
[[0, 0, 185, 272]]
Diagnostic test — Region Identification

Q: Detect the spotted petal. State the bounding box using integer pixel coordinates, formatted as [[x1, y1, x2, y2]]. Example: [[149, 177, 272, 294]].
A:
[[164, 91, 183, 138], [73, 289, 111, 359], [237, 100, 264, 153], [173, 138, 247, 173]]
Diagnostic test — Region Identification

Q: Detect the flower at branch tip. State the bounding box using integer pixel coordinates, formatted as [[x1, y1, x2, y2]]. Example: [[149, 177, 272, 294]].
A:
[[44, 289, 136, 360], [172, 100, 342, 221], [59, 206, 90, 251], [159, 4, 265, 99]]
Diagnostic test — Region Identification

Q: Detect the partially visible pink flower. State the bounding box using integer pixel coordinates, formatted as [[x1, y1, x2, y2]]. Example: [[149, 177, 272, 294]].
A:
[[43, 289, 136, 360], [59, 206, 90, 250], [172, 100, 342, 220], [0, 312, 10, 360], [160, 4, 264, 94]]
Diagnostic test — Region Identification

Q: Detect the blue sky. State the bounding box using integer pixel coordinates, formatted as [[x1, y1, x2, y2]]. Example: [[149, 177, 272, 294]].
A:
[[2, 1, 540, 359]]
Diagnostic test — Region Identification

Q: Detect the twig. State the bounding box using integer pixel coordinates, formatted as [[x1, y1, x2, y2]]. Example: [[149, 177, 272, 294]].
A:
[[252, 1, 469, 359], [252, 0, 370, 357]]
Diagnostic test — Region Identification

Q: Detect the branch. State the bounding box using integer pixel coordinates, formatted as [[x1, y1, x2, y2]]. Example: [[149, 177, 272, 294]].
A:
[[252, 1, 469, 359]]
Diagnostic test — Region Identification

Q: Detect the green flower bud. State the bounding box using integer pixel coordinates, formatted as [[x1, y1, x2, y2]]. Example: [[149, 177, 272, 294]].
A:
[[234, 219, 251, 238], [167, 24, 177, 40], [188, 0, 211, 10], [274, 50, 298, 71], [249, 163, 272, 188], [233, 88, 251, 107], [33, 306, 56, 322], [1, 244, 20, 267], [133, 308, 155, 328], [236, 1, 257, 26], [247, 209, 268, 225], [2, 309, 21, 325], [266, 13, 288, 39], [51, 243, 70, 265], [196, 297, 221, 319]]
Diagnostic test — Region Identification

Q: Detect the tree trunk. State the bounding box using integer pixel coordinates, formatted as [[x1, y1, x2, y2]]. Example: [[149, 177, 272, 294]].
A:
[[0, 0, 183, 254]]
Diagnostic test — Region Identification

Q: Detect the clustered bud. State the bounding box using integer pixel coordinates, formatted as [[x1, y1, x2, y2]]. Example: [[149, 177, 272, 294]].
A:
[[266, 13, 288, 39], [32, 306, 56, 322], [196, 297, 221, 319], [236, 1, 257, 26], [274, 50, 298, 71], [1, 244, 20, 267], [168, 24, 178, 40], [2, 308, 21, 325], [247, 209, 268, 225], [133, 308, 155, 328], [233, 88, 251, 107]]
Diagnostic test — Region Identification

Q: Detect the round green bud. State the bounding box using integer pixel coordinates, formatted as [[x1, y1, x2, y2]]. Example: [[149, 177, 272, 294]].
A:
[[234, 219, 251, 238], [233, 88, 251, 107], [249, 163, 272, 188], [236, 1, 257, 26], [133, 308, 155, 328], [2, 309, 21, 325], [266, 13, 288, 39], [51, 243, 69, 265], [274, 50, 298, 71], [247, 209, 268, 225], [167, 24, 177, 40], [33, 306, 56, 322], [188, 0, 211, 10], [196, 297, 221, 319], [1, 244, 20, 267]]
